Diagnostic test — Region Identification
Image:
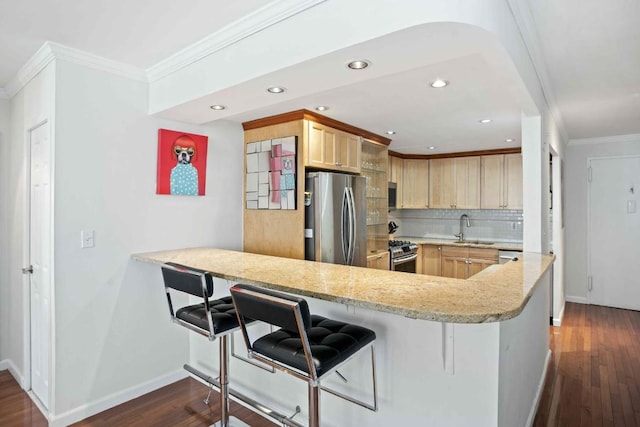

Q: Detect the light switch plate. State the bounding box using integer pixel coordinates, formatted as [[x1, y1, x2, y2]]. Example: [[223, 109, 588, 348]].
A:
[[81, 230, 95, 248], [627, 200, 637, 214]]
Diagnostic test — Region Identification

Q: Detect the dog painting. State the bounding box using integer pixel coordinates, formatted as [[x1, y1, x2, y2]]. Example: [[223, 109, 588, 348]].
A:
[[157, 129, 208, 195]]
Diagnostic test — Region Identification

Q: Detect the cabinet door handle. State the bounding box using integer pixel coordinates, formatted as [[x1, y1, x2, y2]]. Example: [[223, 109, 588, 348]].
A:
[[335, 162, 343, 167]]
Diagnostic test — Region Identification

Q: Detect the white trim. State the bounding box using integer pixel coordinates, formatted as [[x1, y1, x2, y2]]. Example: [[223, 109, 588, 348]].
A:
[[552, 303, 564, 327], [4, 43, 56, 98], [506, 0, 569, 143], [526, 349, 551, 427], [565, 296, 588, 304], [0, 88, 8, 99], [0, 359, 26, 389], [47, 42, 146, 83], [568, 133, 640, 146], [146, 0, 327, 82], [4, 42, 146, 99], [48, 369, 188, 427]]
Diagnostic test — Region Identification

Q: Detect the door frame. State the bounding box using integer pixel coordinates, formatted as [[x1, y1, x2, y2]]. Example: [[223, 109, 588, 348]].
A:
[[22, 118, 56, 414], [586, 154, 640, 305]]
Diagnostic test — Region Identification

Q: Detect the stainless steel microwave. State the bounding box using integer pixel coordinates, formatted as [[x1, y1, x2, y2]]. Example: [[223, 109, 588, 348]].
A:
[[388, 182, 397, 211]]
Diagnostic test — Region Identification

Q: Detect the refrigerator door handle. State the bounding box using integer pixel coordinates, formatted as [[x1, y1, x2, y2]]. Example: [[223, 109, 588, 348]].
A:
[[341, 187, 349, 264], [347, 187, 356, 265]]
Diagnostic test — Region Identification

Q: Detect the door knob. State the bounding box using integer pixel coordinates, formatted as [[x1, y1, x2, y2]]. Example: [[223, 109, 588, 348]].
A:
[[22, 265, 33, 274]]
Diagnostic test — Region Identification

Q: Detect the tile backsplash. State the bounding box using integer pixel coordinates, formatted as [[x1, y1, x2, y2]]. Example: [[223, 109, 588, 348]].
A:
[[389, 209, 523, 243]]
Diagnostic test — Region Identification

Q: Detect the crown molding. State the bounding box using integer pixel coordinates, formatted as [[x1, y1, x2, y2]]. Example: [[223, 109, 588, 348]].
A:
[[0, 88, 8, 99], [4, 42, 56, 98], [146, 0, 327, 82], [506, 0, 569, 144], [47, 42, 147, 82], [4, 41, 147, 98], [568, 133, 640, 146]]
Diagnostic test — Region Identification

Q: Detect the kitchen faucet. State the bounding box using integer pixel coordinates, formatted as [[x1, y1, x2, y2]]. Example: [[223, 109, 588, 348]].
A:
[[454, 214, 471, 242]]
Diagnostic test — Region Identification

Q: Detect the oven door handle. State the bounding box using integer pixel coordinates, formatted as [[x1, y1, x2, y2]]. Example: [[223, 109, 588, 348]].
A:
[[392, 253, 418, 265]]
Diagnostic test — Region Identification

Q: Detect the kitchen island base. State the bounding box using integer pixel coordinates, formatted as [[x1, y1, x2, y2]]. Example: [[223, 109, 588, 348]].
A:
[[185, 273, 550, 427]]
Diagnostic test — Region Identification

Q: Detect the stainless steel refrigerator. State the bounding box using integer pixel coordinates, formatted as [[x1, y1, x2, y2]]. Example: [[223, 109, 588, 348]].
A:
[[304, 171, 366, 267]]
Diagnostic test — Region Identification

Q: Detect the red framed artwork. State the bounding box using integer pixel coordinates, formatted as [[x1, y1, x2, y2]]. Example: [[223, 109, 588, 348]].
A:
[[156, 129, 208, 196]]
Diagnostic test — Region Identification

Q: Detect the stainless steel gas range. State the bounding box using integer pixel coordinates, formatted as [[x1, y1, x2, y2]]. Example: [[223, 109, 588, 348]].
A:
[[388, 240, 418, 273]]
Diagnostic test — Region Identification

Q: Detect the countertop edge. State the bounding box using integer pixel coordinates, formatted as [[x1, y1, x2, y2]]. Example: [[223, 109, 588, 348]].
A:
[[133, 248, 553, 324]]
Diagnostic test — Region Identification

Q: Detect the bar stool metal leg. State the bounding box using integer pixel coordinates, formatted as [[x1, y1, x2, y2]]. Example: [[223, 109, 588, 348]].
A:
[[210, 335, 250, 427], [308, 382, 320, 427]]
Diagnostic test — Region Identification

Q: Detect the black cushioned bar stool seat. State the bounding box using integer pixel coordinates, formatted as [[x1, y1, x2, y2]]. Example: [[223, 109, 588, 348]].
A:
[[175, 297, 239, 335], [253, 314, 375, 377], [161, 262, 251, 427], [230, 283, 378, 427]]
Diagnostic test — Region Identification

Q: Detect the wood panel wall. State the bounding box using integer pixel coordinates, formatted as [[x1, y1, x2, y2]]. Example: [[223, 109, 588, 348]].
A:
[[243, 120, 306, 259]]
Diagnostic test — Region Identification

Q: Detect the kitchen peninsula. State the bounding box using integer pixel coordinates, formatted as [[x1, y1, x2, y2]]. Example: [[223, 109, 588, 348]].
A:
[[134, 247, 553, 426]]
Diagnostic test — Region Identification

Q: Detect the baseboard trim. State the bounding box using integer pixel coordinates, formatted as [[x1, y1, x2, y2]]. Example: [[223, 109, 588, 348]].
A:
[[526, 349, 552, 427], [565, 296, 588, 304], [48, 369, 188, 427], [552, 303, 565, 327], [0, 359, 25, 389]]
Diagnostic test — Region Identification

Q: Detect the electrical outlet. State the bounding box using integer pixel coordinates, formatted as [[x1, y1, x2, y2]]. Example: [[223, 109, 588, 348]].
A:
[[511, 222, 517, 231]]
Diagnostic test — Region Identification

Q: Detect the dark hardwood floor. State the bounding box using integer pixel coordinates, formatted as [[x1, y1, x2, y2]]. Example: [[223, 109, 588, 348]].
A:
[[534, 303, 640, 427], [1, 302, 639, 426], [0, 371, 47, 427]]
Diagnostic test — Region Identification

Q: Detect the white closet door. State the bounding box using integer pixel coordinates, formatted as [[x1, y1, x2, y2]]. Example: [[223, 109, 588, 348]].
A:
[[589, 156, 640, 310], [30, 121, 51, 409]]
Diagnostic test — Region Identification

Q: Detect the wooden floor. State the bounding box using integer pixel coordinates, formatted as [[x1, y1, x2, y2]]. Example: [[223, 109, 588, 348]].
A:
[[534, 303, 640, 427], [1, 302, 639, 426]]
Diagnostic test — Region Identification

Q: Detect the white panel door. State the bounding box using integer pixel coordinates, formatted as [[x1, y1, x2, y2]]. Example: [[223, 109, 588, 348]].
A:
[[29, 121, 51, 409], [589, 156, 640, 310]]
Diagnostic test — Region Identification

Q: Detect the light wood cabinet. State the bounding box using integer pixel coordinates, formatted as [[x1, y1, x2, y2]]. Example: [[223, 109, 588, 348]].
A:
[[441, 246, 498, 279], [388, 155, 403, 208], [481, 154, 522, 209], [419, 244, 441, 276], [402, 159, 429, 208], [307, 121, 361, 173], [367, 251, 390, 270], [429, 157, 480, 209]]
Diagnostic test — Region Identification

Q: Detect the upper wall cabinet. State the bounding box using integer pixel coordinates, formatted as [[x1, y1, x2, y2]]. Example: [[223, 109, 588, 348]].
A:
[[388, 155, 404, 208], [307, 121, 361, 173], [480, 153, 523, 209], [402, 159, 429, 208], [429, 157, 480, 209]]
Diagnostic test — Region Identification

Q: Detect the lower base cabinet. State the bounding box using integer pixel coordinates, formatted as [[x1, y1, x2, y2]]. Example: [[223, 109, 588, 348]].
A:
[[418, 244, 442, 276], [367, 251, 390, 270], [441, 246, 498, 279]]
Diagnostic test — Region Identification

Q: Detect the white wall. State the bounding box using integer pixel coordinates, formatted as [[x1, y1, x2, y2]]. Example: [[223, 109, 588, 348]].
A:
[[2, 62, 57, 385], [565, 135, 640, 301], [0, 57, 244, 423], [498, 269, 550, 426], [49, 59, 244, 422], [0, 97, 9, 363]]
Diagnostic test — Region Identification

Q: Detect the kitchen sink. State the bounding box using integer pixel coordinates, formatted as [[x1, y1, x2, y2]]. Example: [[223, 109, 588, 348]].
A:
[[453, 240, 494, 245]]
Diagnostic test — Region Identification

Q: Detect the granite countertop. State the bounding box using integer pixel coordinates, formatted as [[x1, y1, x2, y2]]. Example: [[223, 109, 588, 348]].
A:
[[133, 247, 553, 324], [394, 236, 523, 251]]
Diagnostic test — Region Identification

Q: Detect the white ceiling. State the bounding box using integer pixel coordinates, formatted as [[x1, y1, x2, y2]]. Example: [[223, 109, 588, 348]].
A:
[[526, 0, 640, 140], [1, 1, 638, 149]]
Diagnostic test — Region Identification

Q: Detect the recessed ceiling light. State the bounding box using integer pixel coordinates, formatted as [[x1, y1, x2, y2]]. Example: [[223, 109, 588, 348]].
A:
[[315, 106, 329, 111], [267, 86, 286, 94], [209, 105, 226, 110], [505, 138, 515, 143], [479, 119, 492, 124], [430, 79, 449, 88], [347, 60, 370, 70], [428, 146, 436, 150], [386, 131, 396, 135]]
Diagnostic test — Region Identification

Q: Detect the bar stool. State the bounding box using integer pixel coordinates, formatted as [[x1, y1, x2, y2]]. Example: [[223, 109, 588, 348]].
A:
[[161, 262, 249, 427], [230, 283, 378, 427]]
